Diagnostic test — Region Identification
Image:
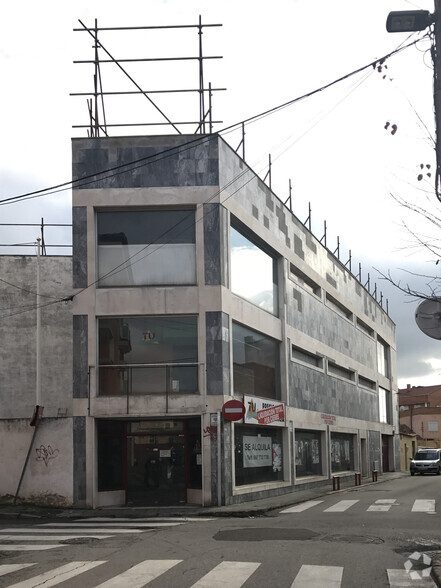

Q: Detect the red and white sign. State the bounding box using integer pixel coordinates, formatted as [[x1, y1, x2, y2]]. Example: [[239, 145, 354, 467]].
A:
[[222, 399, 246, 421], [243, 395, 285, 427]]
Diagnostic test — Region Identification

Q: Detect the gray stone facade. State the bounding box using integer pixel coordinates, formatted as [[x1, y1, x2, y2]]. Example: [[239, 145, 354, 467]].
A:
[[70, 133, 398, 508]]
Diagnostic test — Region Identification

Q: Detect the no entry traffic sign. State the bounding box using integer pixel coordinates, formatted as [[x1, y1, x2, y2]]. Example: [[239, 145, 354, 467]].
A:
[[222, 399, 245, 421]]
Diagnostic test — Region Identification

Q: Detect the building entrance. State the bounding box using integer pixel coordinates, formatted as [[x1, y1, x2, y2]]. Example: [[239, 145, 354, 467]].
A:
[[97, 418, 202, 506], [126, 418, 201, 506]]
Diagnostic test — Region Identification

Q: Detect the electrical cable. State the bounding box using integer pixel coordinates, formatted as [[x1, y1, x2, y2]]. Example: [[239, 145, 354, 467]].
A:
[[0, 33, 428, 207], [0, 35, 428, 315]]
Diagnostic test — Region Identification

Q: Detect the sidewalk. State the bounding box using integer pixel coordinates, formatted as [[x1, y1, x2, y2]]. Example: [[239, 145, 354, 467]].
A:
[[0, 471, 406, 520]]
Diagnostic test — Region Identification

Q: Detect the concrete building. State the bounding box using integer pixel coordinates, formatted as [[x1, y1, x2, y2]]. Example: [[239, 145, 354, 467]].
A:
[[0, 255, 73, 506], [70, 133, 398, 508], [399, 384, 441, 447]]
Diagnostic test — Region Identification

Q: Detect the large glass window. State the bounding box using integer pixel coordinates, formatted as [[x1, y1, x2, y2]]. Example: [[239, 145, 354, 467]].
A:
[[98, 316, 198, 396], [377, 338, 390, 377], [230, 225, 278, 315], [97, 209, 196, 287], [234, 424, 283, 486], [233, 323, 280, 400], [331, 433, 355, 472], [295, 430, 323, 477], [379, 387, 391, 424]]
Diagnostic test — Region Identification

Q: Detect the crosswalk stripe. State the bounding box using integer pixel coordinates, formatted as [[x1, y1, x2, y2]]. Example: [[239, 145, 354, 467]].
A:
[[280, 500, 324, 513], [412, 499, 436, 513], [79, 517, 213, 522], [0, 545, 66, 552], [290, 564, 343, 587], [0, 565, 35, 578], [191, 561, 260, 587], [6, 561, 106, 588], [94, 559, 182, 588], [0, 535, 113, 541], [324, 500, 359, 512], [387, 568, 436, 587], [1, 527, 143, 534], [368, 499, 397, 512], [40, 522, 183, 528]]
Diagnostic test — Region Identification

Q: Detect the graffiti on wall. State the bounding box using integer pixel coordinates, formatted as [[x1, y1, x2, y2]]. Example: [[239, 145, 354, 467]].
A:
[[36, 444, 60, 467]]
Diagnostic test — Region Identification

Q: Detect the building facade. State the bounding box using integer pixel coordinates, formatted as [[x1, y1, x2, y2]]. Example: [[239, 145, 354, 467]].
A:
[[399, 384, 441, 447], [70, 133, 398, 508], [0, 255, 73, 506]]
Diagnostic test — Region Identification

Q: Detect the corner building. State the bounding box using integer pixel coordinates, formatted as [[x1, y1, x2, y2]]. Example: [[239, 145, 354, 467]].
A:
[[72, 134, 398, 508]]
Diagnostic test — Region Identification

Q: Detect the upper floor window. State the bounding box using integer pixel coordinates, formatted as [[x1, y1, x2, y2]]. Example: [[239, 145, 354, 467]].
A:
[[230, 223, 278, 315], [327, 361, 355, 382], [356, 318, 374, 337], [326, 293, 353, 321], [233, 322, 280, 400], [97, 209, 196, 287], [291, 345, 323, 369], [379, 386, 391, 424], [377, 337, 390, 378], [290, 263, 321, 297], [98, 315, 198, 396]]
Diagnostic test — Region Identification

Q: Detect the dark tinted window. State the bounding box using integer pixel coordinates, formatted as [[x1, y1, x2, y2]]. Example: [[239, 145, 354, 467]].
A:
[[415, 451, 440, 460], [97, 210, 195, 245]]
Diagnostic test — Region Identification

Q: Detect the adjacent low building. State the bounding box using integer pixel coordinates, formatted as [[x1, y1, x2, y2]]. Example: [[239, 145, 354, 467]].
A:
[[0, 255, 73, 506]]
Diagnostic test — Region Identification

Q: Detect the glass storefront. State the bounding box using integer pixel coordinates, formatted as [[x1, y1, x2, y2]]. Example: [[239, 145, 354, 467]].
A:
[[295, 430, 323, 477], [234, 424, 283, 486], [331, 432, 355, 473], [97, 418, 202, 506]]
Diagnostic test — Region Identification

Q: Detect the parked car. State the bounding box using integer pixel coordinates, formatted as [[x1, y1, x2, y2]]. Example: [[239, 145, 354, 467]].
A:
[[410, 448, 441, 475]]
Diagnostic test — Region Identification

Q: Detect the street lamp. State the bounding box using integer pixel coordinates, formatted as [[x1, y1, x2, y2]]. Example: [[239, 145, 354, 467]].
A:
[[386, 10, 433, 33], [386, 6, 441, 202]]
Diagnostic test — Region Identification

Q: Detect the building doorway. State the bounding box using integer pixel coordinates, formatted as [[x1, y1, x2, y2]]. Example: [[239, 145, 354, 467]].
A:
[[97, 418, 202, 506], [382, 436, 390, 472]]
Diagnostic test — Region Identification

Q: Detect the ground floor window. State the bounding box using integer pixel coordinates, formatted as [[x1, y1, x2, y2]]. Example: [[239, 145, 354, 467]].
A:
[[331, 432, 355, 472], [234, 424, 284, 486], [295, 430, 323, 477], [97, 420, 125, 491]]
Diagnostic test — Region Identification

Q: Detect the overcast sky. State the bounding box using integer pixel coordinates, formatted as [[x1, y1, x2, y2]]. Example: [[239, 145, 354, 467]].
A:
[[1, 0, 441, 388]]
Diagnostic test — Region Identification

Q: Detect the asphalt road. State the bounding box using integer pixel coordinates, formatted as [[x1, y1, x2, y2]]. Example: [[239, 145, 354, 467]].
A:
[[1, 475, 441, 587]]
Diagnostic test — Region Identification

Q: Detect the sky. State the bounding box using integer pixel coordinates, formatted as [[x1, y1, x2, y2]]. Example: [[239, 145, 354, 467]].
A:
[[1, 0, 441, 388]]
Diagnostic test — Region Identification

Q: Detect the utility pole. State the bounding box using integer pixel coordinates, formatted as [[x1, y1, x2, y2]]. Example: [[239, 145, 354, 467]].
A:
[[434, 0, 441, 199], [386, 8, 440, 196]]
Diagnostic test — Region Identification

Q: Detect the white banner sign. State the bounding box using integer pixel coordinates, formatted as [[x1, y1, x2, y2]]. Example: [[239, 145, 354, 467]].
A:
[[243, 435, 272, 468], [243, 396, 285, 427]]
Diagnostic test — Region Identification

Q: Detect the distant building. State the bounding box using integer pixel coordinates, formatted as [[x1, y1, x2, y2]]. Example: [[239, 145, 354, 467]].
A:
[[398, 384, 441, 447]]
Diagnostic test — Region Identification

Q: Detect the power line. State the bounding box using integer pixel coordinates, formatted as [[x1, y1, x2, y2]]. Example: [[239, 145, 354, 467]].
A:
[[0, 34, 427, 207], [1, 36, 425, 316]]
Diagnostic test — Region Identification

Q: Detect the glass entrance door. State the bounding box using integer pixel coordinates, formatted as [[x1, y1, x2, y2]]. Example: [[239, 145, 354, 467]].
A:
[[126, 420, 186, 506]]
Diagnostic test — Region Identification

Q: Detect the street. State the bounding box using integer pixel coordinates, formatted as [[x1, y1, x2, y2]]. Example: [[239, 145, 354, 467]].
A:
[[1, 475, 441, 587]]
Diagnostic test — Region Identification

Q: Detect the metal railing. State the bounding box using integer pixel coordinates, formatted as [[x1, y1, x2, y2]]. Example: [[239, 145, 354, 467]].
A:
[[98, 362, 199, 411]]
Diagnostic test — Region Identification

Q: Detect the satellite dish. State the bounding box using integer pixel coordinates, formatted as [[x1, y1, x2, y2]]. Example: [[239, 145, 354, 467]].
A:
[[415, 298, 441, 340]]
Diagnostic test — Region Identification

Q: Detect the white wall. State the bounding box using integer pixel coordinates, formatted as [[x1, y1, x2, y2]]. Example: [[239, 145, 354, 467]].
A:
[[0, 418, 73, 506]]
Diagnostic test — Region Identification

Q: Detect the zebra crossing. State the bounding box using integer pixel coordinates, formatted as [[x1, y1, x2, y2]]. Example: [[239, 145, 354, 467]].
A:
[[280, 498, 436, 514], [0, 560, 436, 587], [0, 517, 211, 553]]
